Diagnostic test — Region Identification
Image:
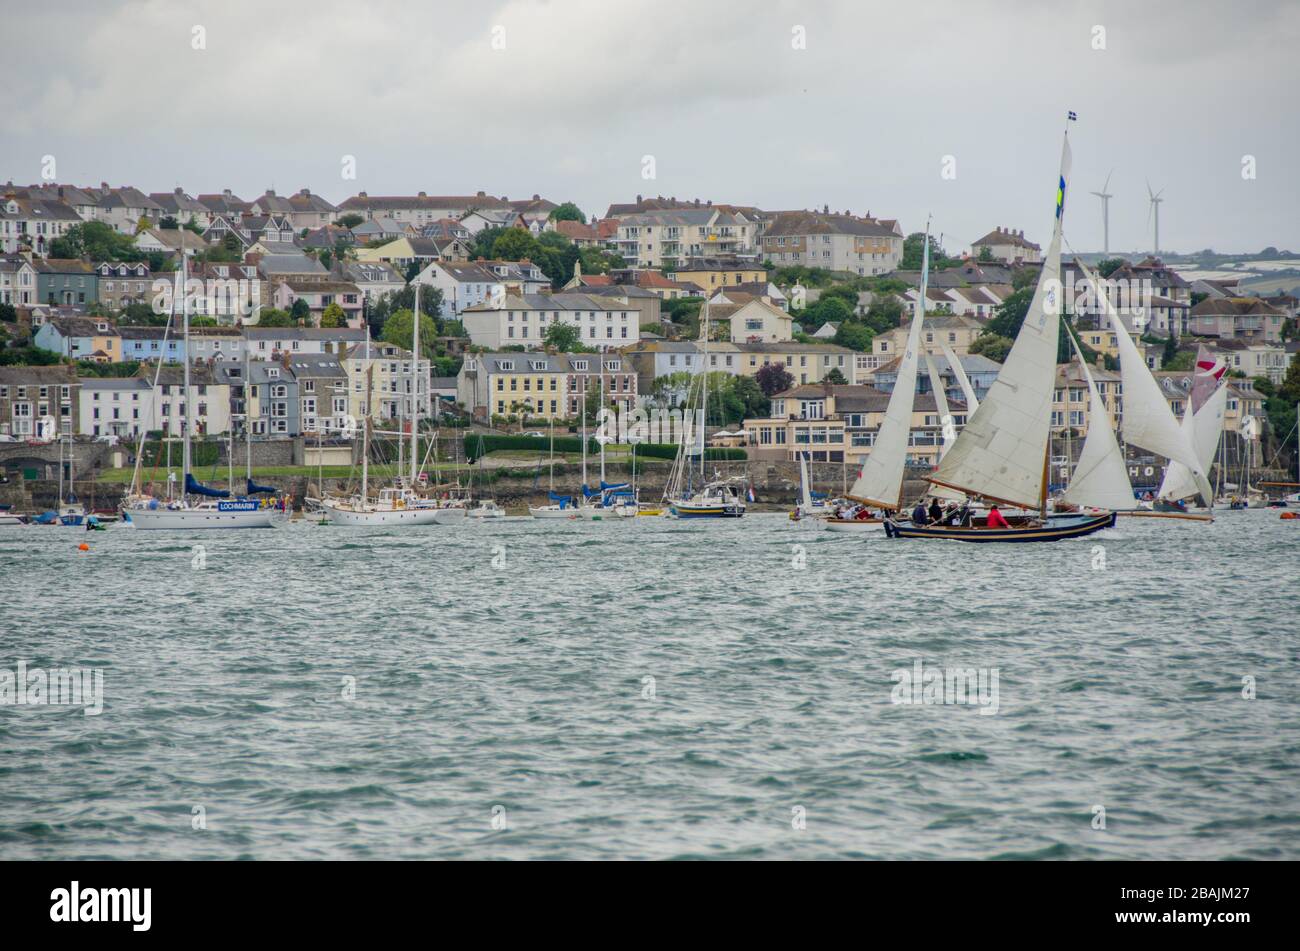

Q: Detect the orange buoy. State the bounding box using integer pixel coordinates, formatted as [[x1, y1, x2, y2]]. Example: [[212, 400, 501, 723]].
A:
[[78, 542, 90, 551], [1281, 511, 1298, 520]]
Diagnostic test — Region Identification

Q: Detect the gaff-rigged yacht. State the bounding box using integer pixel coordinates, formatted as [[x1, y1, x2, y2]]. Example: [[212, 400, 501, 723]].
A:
[[886, 119, 1116, 542]]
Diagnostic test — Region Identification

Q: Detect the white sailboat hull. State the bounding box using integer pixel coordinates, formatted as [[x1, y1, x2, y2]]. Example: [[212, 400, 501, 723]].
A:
[[319, 501, 441, 526], [430, 506, 467, 524], [126, 505, 278, 530], [529, 505, 580, 519]]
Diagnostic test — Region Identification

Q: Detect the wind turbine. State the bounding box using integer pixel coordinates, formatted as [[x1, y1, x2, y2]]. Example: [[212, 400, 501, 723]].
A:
[[1091, 171, 1114, 255], [1146, 179, 1165, 257]]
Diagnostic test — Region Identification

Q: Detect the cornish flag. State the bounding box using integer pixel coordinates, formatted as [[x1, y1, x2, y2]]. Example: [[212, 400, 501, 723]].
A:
[[747, 484, 756, 503]]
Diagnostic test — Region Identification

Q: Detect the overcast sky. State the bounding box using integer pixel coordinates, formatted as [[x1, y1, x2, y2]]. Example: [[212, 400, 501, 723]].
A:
[[3, 0, 1297, 255]]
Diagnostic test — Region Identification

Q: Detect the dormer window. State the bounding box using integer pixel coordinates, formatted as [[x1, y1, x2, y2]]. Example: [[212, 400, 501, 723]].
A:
[[498, 360, 514, 371], [268, 367, 280, 379], [572, 359, 588, 371]]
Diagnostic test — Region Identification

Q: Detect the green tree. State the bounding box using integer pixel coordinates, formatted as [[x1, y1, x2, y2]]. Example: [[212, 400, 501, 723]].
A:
[[863, 293, 905, 333], [970, 333, 1014, 363], [319, 302, 346, 328], [801, 295, 853, 330], [380, 308, 438, 358], [1279, 350, 1300, 404], [1162, 332, 1179, 366], [984, 287, 1035, 339], [337, 213, 365, 229], [289, 298, 310, 323], [1163, 350, 1195, 371], [833, 321, 875, 352], [823, 367, 848, 385], [542, 321, 590, 352], [1097, 257, 1126, 278], [977, 246, 994, 263], [1011, 267, 1038, 290], [548, 202, 586, 224], [899, 232, 960, 270], [732, 374, 770, 419], [256, 307, 294, 327]]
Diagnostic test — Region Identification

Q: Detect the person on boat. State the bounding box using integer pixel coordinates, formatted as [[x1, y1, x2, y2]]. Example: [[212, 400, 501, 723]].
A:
[[912, 501, 929, 525], [958, 501, 973, 527], [855, 506, 873, 521], [986, 504, 1010, 529], [928, 498, 944, 524]]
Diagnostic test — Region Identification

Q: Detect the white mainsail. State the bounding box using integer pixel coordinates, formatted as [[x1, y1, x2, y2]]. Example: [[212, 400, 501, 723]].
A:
[[928, 133, 1072, 509], [923, 350, 965, 502], [1076, 259, 1215, 507], [1059, 332, 1135, 510], [1158, 348, 1228, 501], [940, 339, 979, 411], [846, 223, 931, 508]]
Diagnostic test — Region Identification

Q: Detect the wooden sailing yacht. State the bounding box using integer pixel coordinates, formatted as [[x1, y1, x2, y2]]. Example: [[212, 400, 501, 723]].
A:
[[125, 256, 277, 529], [886, 120, 1116, 542]]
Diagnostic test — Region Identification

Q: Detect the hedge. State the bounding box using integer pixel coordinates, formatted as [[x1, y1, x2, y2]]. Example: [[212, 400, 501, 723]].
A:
[[141, 439, 220, 468], [463, 434, 745, 463]]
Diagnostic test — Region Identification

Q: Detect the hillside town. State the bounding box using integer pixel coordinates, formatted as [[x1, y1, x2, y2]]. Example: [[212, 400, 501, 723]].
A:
[[2, 181, 1299, 501]]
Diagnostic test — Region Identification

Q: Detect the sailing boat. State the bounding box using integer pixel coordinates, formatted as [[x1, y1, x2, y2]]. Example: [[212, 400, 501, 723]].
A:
[[791, 452, 833, 520], [664, 305, 747, 518], [826, 222, 937, 533], [1158, 345, 1227, 511], [575, 362, 636, 519], [529, 416, 579, 518], [125, 258, 277, 529], [1056, 329, 1140, 512], [320, 299, 443, 526], [57, 434, 87, 525], [1072, 257, 1215, 521], [886, 120, 1116, 542]]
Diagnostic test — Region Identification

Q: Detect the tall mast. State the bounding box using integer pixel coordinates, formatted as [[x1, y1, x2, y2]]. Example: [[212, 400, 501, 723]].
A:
[[599, 355, 606, 485], [699, 304, 709, 482], [245, 345, 252, 483], [361, 326, 371, 504], [410, 282, 420, 485], [180, 251, 191, 494]]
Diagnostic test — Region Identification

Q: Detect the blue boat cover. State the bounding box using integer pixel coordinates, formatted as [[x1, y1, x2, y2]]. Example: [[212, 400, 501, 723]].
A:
[[548, 491, 575, 509], [246, 478, 278, 495], [185, 473, 230, 498]]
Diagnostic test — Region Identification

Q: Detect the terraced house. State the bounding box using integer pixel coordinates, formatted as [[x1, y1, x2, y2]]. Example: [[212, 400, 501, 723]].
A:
[[95, 261, 152, 311], [456, 352, 572, 421], [462, 292, 639, 348], [338, 191, 514, 227], [0, 365, 80, 437], [0, 254, 38, 306], [34, 258, 96, 306], [33, 316, 120, 363], [0, 193, 81, 254], [761, 210, 904, 276]]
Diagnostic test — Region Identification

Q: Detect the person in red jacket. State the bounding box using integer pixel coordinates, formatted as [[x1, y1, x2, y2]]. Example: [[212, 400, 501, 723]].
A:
[[986, 504, 1010, 529]]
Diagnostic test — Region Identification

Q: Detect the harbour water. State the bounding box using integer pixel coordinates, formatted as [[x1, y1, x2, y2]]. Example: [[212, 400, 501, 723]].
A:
[[1, 511, 1297, 860]]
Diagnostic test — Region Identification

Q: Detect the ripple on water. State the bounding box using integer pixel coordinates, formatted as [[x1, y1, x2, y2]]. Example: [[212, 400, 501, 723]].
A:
[[0, 511, 1297, 859]]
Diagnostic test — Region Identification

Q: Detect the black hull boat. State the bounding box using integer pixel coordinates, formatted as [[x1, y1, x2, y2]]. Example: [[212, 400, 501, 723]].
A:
[[884, 511, 1116, 542]]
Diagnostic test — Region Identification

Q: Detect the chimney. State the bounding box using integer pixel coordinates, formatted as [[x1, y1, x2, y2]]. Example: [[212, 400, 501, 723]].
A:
[[224, 188, 233, 198], [175, 186, 183, 195], [636, 194, 642, 203], [476, 191, 486, 197], [823, 204, 830, 213], [532, 193, 540, 200], [281, 350, 291, 369], [267, 188, 275, 196]]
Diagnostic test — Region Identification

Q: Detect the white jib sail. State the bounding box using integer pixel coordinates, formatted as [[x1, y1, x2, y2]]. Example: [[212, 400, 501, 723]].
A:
[[940, 339, 979, 412], [928, 133, 1072, 509], [1158, 384, 1227, 501], [800, 452, 815, 511], [1059, 334, 1135, 510], [847, 224, 931, 508], [1077, 258, 1215, 506]]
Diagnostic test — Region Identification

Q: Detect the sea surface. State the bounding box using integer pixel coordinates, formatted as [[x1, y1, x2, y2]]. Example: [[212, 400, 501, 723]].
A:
[[1, 510, 1297, 860]]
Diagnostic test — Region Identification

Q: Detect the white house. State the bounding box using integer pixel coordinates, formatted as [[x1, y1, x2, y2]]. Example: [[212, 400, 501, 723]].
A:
[[461, 292, 639, 349], [78, 377, 157, 439], [414, 259, 550, 318]]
